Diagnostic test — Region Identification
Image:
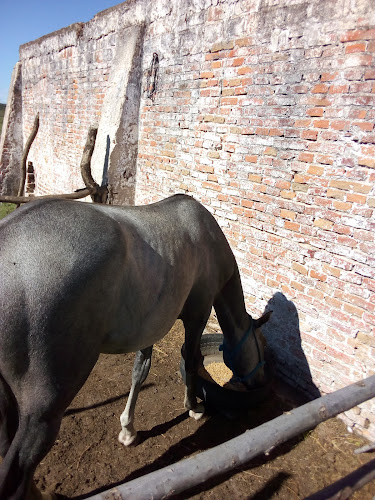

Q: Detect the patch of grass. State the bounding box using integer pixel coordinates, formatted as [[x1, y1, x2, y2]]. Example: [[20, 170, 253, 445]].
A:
[[0, 203, 16, 220], [0, 103, 5, 134], [0, 104, 15, 220]]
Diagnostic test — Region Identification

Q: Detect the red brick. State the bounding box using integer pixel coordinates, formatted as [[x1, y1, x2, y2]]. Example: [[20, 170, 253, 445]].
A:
[[353, 122, 374, 132], [307, 107, 324, 117], [235, 37, 253, 47], [292, 262, 308, 276], [346, 192, 367, 204], [202, 181, 222, 192], [210, 40, 235, 53], [365, 69, 375, 80], [199, 71, 215, 79], [312, 83, 329, 94], [302, 130, 318, 141], [237, 66, 253, 75], [264, 146, 277, 156], [313, 119, 329, 128], [295, 119, 311, 127], [308, 165, 324, 176], [329, 179, 372, 194], [321, 72, 338, 82], [221, 97, 238, 105], [340, 29, 375, 42], [276, 180, 291, 190], [314, 218, 333, 230], [308, 97, 331, 107], [351, 109, 367, 119], [310, 269, 327, 282], [345, 42, 367, 53], [285, 220, 300, 232], [331, 120, 350, 131], [333, 200, 352, 211], [358, 157, 375, 168], [345, 54, 373, 66], [328, 84, 349, 94], [298, 152, 314, 162], [232, 57, 245, 67], [316, 154, 333, 165], [245, 155, 258, 163], [344, 68, 365, 80], [241, 199, 254, 208], [280, 209, 296, 220], [269, 128, 284, 136]]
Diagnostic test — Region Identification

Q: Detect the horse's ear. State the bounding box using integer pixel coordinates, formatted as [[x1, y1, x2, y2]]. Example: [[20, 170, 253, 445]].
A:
[[254, 310, 272, 329]]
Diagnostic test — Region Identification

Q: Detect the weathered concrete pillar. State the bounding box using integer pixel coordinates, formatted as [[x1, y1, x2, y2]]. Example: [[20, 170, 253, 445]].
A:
[[91, 24, 145, 206], [0, 62, 23, 195]]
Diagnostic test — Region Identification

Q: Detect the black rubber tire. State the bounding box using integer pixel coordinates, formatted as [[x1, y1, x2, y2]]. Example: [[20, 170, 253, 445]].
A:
[[180, 333, 272, 410]]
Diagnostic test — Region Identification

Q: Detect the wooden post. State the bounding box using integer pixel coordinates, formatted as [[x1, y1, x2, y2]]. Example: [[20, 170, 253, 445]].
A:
[[18, 113, 39, 197], [88, 375, 375, 500]]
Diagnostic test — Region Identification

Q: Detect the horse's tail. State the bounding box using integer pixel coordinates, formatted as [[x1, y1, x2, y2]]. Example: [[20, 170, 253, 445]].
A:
[[0, 370, 18, 458]]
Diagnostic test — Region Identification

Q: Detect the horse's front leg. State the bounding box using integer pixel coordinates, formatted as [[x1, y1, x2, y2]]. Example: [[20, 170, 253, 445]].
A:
[[184, 371, 205, 420], [118, 346, 153, 446]]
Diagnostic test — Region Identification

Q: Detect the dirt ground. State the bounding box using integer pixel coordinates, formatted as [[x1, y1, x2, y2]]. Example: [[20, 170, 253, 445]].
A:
[[34, 321, 375, 499]]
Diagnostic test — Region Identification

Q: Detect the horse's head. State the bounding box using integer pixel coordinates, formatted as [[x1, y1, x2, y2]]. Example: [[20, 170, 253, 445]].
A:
[[221, 311, 272, 388]]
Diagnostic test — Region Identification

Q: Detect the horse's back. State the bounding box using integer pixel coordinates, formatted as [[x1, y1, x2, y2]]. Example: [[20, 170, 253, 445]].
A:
[[0, 195, 236, 365]]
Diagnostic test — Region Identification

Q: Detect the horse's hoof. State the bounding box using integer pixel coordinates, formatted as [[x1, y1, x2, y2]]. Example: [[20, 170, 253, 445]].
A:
[[118, 430, 138, 447], [30, 482, 58, 500], [42, 494, 58, 500], [189, 404, 205, 420]]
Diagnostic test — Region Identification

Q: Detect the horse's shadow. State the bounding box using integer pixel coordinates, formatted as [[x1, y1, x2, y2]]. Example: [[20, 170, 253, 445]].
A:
[[262, 291, 320, 400], [63, 383, 154, 417], [75, 386, 309, 500]]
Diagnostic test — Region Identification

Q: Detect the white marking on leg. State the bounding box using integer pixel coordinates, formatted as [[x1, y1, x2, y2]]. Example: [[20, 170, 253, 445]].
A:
[[189, 403, 205, 420], [118, 347, 152, 447], [118, 386, 139, 447]]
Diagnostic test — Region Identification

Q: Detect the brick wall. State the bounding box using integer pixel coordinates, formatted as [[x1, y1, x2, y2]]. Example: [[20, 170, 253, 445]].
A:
[[136, 0, 375, 438], [1, 0, 374, 439], [19, 17, 118, 195]]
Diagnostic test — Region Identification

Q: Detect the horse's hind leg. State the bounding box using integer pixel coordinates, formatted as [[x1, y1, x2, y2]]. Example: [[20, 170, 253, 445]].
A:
[[0, 403, 61, 500], [0, 347, 98, 500], [119, 345, 153, 447]]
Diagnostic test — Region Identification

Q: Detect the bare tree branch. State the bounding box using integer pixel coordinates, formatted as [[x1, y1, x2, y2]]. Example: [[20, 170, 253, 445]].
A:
[[0, 189, 91, 204], [80, 126, 108, 203], [18, 113, 39, 197], [0, 124, 107, 205]]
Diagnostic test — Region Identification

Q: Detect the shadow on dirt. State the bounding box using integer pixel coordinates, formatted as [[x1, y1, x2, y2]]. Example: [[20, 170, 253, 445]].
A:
[[262, 292, 320, 400], [73, 292, 321, 500], [249, 472, 292, 499], [64, 383, 154, 417], [137, 411, 190, 443], [75, 381, 309, 500]]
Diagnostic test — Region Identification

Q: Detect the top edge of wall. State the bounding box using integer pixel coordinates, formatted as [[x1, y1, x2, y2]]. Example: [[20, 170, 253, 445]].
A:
[[18, 0, 136, 53]]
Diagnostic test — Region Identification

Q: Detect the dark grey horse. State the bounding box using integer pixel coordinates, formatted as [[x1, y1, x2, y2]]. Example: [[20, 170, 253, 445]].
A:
[[0, 194, 271, 499]]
